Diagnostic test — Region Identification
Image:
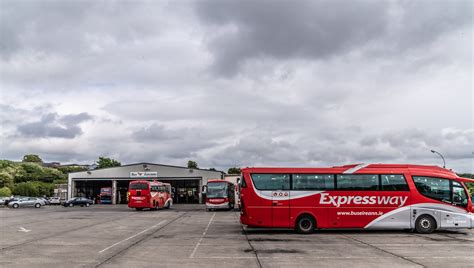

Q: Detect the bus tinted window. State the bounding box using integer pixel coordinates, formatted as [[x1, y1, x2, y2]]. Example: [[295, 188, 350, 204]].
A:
[[292, 174, 334, 190], [130, 183, 148, 190], [251, 174, 290, 190], [207, 182, 228, 198], [337, 175, 379, 190], [413, 176, 451, 202], [381, 175, 409, 191]]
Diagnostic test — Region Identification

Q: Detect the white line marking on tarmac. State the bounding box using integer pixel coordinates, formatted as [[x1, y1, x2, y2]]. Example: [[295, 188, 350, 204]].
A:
[[18, 227, 31, 233], [99, 220, 167, 253], [190, 212, 216, 258]]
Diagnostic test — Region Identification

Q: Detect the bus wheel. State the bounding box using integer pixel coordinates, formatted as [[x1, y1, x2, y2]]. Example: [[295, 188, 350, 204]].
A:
[[295, 215, 316, 234], [415, 215, 436, 234]]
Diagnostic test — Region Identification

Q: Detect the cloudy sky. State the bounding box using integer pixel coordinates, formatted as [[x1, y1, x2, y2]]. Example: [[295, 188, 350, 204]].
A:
[[0, 0, 472, 173]]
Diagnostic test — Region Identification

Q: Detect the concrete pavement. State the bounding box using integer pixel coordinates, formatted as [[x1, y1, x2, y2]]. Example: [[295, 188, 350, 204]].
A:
[[1, 205, 473, 267]]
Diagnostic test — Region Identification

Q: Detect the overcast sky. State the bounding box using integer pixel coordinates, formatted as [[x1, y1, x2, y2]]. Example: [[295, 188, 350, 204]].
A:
[[0, 0, 472, 173]]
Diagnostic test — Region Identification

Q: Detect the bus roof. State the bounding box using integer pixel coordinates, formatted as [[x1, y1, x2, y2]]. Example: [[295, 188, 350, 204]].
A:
[[207, 179, 231, 184], [129, 180, 171, 186], [242, 164, 465, 180]]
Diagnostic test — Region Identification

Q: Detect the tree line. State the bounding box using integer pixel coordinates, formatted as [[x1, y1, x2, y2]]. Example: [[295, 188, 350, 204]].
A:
[[0, 155, 122, 197]]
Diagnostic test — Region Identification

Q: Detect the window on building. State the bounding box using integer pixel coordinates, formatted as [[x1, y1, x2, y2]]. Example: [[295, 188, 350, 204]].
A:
[[251, 174, 290, 190], [381, 175, 409, 191], [336, 174, 379, 190], [292, 174, 334, 190], [413, 176, 451, 202]]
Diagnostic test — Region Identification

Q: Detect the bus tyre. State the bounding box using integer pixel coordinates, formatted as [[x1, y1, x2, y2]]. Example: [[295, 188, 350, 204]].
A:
[[415, 215, 436, 234], [296, 215, 316, 234]]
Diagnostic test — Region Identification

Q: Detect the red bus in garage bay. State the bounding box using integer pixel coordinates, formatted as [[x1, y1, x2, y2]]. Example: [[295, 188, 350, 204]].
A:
[[204, 180, 236, 211], [128, 180, 173, 211], [99, 187, 112, 204], [239, 164, 474, 234]]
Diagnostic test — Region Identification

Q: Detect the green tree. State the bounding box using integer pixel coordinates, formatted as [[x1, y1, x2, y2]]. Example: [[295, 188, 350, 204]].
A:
[[227, 167, 241, 175], [22, 154, 43, 163], [13, 182, 39, 196], [18, 162, 44, 182], [0, 187, 12, 197], [96, 157, 121, 169], [12, 182, 54, 197], [0, 160, 14, 169], [0, 171, 14, 188], [187, 160, 198, 169], [57, 166, 88, 174], [41, 168, 66, 183]]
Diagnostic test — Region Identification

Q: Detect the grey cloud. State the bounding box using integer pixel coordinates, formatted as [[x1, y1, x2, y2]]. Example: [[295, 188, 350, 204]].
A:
[[133, 124, 174, 141], [0, 1, 163, 58], [60, 113, 93, 126], [0, 1, 472, 173], [196, 0, 471, 76], [197, 0, 390, 75], [17, 112, 93, 139], [208, 127, 473, 170], [131, 123, 219, 160]]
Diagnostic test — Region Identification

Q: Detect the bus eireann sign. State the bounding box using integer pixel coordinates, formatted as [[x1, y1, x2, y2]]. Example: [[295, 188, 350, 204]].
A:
[[130, 171, 158, 178]]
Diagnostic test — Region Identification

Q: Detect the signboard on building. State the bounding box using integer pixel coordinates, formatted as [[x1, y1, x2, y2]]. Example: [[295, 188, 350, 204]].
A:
[[130, 171, 158, 178]]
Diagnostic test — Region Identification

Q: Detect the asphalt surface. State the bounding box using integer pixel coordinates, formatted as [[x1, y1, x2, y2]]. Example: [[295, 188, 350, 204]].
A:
[[1, 204, 473, 268]]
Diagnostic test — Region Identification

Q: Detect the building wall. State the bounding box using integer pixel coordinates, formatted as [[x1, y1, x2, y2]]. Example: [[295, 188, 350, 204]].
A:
[[68, 163, 224, 204]]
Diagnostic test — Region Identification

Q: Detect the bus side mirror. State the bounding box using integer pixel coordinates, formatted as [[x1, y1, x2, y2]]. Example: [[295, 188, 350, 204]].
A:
[[202, 185, 207, 194]]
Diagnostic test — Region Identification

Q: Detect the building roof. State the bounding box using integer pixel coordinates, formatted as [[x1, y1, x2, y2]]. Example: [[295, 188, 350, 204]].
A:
[[68, 162, 225, 174]]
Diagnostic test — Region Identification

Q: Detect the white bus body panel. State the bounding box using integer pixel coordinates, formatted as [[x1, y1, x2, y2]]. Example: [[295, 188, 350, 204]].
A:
[[366, 203, 472, 230]]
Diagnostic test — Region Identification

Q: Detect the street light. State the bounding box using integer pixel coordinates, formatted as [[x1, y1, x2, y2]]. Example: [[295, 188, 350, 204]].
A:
[[430, 149, 446, 168]]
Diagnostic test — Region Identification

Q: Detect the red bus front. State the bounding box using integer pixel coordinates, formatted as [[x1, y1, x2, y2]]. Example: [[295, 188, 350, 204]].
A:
[[205, 181, 234, 210], [128, 181, 151, 209]]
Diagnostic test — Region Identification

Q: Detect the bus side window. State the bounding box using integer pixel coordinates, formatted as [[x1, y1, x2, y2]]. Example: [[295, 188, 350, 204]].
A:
[[381, 175, 409, 191], [336, 174, 379, 190], [250, 174, 290, 190], [413, 176, 451, 203]]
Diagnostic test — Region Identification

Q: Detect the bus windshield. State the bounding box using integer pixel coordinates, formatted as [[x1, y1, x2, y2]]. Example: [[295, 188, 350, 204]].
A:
[[130, 183, 149, 190], [207, 182, 228, 198]]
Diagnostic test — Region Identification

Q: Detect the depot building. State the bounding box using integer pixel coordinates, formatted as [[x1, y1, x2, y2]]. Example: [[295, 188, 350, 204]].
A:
[[67, 163, 224, 204]]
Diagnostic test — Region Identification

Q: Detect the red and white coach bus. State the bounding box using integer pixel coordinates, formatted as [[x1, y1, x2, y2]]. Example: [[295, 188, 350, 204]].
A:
[[204, 180, 236, 211], [239, 164, 474, 234], [128, 180, 173, 211]]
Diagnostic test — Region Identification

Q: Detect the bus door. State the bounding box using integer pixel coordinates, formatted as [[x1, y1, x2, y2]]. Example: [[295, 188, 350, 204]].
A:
[[440, 181, 471, 228], [271, 174, 291, 228]]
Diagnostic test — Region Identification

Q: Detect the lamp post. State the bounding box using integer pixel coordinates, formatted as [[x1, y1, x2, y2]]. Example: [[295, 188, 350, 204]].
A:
[[430, 150, 446, 168]]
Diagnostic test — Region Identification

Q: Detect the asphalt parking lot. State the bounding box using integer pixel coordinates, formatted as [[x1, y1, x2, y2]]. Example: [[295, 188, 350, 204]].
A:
[[1, 205, 473, 268]]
